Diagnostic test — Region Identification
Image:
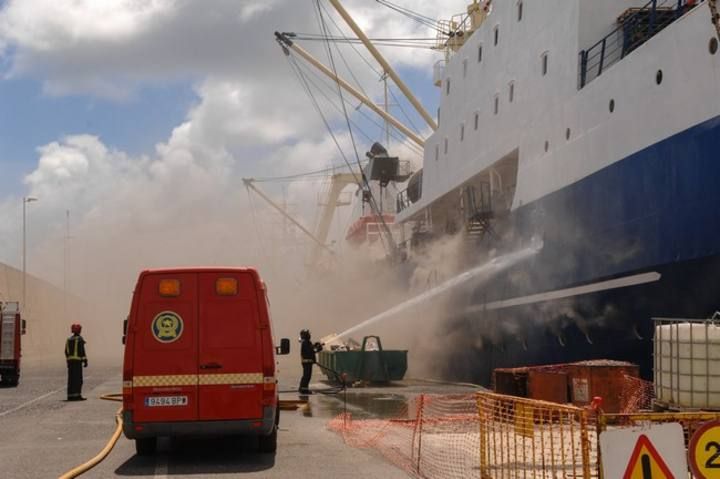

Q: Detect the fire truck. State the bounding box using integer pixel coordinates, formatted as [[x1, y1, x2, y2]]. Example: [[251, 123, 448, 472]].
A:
[[0, 302, 25, 387]]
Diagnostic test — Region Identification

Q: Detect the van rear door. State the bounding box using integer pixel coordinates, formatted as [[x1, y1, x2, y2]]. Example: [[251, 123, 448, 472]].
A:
[[132, 273, 198, 423], [198, 272, 264, 420]]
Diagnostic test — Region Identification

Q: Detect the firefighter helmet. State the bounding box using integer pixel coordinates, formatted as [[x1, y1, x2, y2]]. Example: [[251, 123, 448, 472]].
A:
[[71, 324, 82, 334], [299, 329, 311, 341]]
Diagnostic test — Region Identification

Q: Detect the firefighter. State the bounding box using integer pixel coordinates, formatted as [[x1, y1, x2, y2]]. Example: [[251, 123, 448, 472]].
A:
[[298, 329, 317, 394], [65, 324, 88, 401]]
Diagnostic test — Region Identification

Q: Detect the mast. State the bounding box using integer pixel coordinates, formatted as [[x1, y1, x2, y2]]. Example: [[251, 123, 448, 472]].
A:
[[327, 0, 438, 131]]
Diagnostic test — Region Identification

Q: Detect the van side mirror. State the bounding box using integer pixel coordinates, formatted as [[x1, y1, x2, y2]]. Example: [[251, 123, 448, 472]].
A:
[[122, 318, 128, 345], [21, 319, 27, 335], [276, 338, 290, 355]]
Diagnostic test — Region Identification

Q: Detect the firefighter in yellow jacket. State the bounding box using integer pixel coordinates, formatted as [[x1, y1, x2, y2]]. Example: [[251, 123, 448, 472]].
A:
[[65, 324, 88, 401]]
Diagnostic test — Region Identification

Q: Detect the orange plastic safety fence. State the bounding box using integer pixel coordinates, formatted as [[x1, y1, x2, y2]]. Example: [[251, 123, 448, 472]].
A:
[[328, 394, 479, 478], [329, 392, 599, 479], [618, 374, 655, 414]]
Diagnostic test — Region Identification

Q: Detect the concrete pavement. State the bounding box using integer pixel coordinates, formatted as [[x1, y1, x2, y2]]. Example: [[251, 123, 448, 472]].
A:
[[0, 359, 414, 478]]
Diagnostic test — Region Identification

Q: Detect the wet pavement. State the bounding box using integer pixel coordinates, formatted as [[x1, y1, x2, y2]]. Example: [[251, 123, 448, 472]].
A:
[[0, 359, 479, 478]]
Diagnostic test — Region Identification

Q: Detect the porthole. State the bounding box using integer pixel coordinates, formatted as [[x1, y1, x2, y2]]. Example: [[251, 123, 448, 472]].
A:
[[710, 37, 718, 55], [566, 128, 571, 140], [609, 99, 615, 113], [656, 69, 663, 85], [544, 140, 549, 153]]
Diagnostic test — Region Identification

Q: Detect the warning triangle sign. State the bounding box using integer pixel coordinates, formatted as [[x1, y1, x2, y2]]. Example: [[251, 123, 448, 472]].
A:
[[623, 434, 676, 479]]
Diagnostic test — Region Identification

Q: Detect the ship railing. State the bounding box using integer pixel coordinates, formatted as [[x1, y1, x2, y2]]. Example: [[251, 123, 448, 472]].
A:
[[396, 189, 412, 214], [579, 0, 699, 88]]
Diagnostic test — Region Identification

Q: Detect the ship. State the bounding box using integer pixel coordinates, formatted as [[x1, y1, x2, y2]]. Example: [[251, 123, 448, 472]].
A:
[[277, 0, 720, 384]]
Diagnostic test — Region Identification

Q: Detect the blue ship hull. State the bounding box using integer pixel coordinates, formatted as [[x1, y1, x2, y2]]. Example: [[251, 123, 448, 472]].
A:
[[444, 114, 720, 384]]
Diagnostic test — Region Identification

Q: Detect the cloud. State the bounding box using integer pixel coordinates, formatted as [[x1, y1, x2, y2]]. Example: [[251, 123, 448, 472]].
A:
[[0, 0, 467, 96], [0, 0, 470, 313]]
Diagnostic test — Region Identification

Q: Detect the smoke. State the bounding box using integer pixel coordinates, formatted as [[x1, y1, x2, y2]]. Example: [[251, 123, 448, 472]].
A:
[[0, 0, 475, 369]]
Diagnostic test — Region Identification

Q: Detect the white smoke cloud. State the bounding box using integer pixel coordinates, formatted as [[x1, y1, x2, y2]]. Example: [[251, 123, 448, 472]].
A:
[[0, 0, 469, 347]]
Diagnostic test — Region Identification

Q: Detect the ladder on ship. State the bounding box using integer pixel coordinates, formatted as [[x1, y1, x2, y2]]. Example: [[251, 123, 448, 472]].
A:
[[464, 183, 494, 239]]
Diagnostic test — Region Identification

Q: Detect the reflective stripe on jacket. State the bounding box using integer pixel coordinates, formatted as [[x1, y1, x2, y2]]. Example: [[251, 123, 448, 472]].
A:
[[65, 335, 87, 361]]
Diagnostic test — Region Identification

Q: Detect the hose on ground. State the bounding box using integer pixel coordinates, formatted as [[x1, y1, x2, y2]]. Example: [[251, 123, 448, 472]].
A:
[[57, 394, 124, 479]]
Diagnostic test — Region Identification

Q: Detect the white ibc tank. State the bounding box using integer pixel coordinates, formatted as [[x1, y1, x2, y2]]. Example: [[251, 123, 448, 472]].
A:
[[655, 321, 720, 409]]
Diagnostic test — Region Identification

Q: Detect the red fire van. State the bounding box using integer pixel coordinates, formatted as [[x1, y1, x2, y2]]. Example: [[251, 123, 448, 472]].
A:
[[121, 268, 289, 455]]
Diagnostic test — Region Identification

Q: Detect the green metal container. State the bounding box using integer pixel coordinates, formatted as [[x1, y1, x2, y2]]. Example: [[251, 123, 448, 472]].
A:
[[317, 336, 408, 384]]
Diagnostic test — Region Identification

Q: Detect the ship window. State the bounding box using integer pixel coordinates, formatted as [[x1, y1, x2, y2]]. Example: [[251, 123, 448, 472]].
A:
[[446, 78, 451, 95], [609, 98, 615, 113], [435, 144, 439, 161], [444, 138, 448, 154], [566, 128, 571, 140], [711, 37, 718, 55], [544, 140, 549, 153], [541, 52, 549, 76], [437, 108, 441, 126], [463, 59, 468, 78], [494, 26, 499, 46], [474, 112, 479, 130], [460, 124, 465, 142], [509, 82, 515, 103], [517, 1, 523, 22], [493, 94, 499, 115], [478, 44, 483, 63], [656, 69, 663, 85]]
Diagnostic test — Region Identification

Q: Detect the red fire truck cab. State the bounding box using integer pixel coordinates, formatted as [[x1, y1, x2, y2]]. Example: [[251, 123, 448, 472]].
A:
[[0, 302, 26, 387], [121, 268, 290, 455]]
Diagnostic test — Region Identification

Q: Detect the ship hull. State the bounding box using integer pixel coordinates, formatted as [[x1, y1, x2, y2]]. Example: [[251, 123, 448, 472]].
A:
[[444, 113, 720, 384]]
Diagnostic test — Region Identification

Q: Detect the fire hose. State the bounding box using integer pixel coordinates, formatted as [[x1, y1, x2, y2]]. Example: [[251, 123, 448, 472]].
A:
[[59, 364, 340, 479], [278, 362, 347, 395], [57, 394, 124, 479]]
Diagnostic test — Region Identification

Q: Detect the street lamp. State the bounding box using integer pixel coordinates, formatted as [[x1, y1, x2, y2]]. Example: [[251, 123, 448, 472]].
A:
[[22, 196, 38, 310]]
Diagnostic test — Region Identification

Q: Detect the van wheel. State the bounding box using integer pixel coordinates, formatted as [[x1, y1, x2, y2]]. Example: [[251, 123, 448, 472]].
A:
[[1, 374, 18, 387], [135, 438, 157, 456], [258, 427, 277, 453]]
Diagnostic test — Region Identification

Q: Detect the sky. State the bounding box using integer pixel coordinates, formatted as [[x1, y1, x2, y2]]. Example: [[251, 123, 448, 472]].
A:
[[0, 0, 468, 289]]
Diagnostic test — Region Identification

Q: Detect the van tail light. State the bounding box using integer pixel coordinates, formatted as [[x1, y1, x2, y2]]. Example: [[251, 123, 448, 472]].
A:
[[122, 377, 133, 409], [262, 374, 276, 405]]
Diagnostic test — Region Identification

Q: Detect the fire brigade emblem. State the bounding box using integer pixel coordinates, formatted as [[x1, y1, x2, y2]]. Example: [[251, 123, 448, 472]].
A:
[[151, 311, 183, 343]]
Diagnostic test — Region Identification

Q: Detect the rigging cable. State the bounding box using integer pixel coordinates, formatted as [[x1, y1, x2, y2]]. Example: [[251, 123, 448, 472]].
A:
[[289, 34, 437, 49], [315, 0, 396, 258], [285, 50, 362, 189], [245, 183, 266, 263], [374, 0, 444, 33], [292, 55, 423, 157], [316, 0, 424, 142]]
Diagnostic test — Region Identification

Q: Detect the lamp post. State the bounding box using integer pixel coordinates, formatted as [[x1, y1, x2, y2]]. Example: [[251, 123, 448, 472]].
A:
[[22, 196, 38, 310]]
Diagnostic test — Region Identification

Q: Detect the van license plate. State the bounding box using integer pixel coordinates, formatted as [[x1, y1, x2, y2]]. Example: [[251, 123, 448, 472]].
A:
[[145, 396, 188, 407]]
